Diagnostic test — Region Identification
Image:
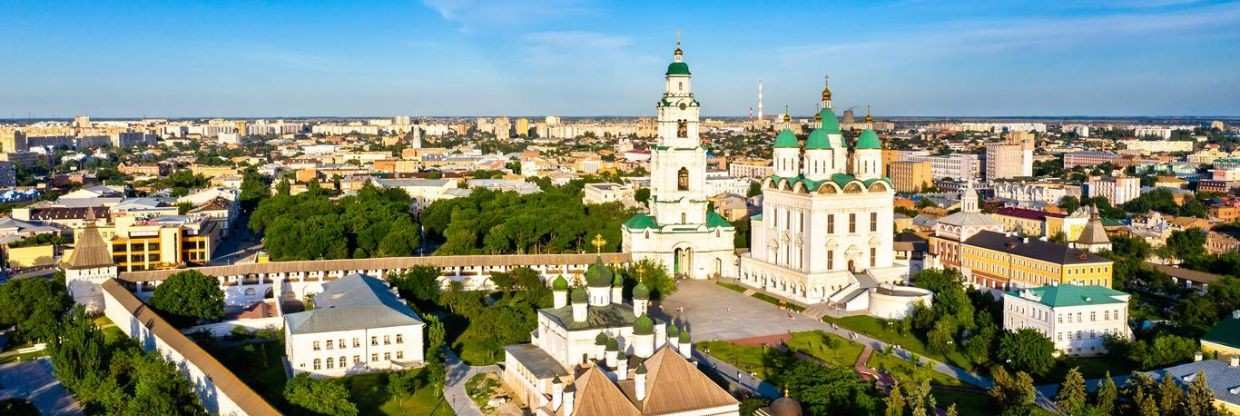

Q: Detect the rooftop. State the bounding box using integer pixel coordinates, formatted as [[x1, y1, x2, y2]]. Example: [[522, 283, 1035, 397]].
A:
[[965, 230, 1110, 265], [1008, 284, 1128, 307], [284, 274, 423, 335]]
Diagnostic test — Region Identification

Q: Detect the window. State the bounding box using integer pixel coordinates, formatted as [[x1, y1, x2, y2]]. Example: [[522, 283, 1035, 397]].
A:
[[848, 214, 856, 233], [339, 339, 345, 349], [353, 355, 361, 365], [326, 358, 334, 369], [677, 167, 689, 191], [396, 334, 403, 344], [827, 250, 834, 270], [828, 215, 834, 233], [870, 212, 877, 232], [340, 356, 346, 367], [371, 336, 378, 346], [396, 351, 404, 360], [313, 359, 321, 370], [384, 335, 391, 345], [372, 353, 379, 362], [353, 338, 360, 348], [870, 248, 877, 268], [313, 341, 321, 351], [1090, 312, 1096, 322], [384, 352, 391, 361], [326, 340, 333, 350]]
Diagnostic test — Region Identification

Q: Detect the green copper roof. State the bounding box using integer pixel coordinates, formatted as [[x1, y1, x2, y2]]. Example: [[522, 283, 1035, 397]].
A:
[[552, 276, 569, 291], [707, 211, 734, 228], [595, 332, 609, 345], [1203, 318, 1240, 348], [570, 288, 587, 303], [666, 62, 691, 76], [830, 173, 857, 188], [773, 128, 799, 148], [818, 108, 841, 133], [666, 324, 680, 338], [624, 214, 658, 230], [634, 315, 654, 335], [585, 257, 613, 288], [678, 329, 691, 343], [633, 283, 650, 300], [805, 128, 833, 150], [1007, 284, 1128, 307], [855, 129, 882, 150]]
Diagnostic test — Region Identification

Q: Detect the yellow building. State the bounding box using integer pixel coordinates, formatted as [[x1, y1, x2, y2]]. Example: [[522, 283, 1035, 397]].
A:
[[961, 230, 1113, 289], [888, 160, 932, 193], [75, 216, 220, 272], [5, 244, 55, 268], [189, 164, 239, 179]]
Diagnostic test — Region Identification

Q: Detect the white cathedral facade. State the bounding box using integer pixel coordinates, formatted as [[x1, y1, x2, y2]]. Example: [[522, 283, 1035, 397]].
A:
[[622, 43, 737, 280], [736, 82, 931, 319]]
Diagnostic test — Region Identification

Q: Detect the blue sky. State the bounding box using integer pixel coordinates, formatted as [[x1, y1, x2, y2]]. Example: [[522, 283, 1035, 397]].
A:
[[2, 0, 1238, 118]]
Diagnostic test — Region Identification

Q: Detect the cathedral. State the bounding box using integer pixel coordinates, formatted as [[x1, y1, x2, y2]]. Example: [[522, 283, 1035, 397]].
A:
[[622, 42, 736, 280], [736, 81, 930, 319]]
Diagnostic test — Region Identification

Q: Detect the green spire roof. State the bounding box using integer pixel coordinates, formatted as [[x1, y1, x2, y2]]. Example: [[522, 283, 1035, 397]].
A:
[[634, 315, 654, 335], [595, 332, 609, 346], [666, 62, 691, 76], [552, 276, 569, 291], [773, 128, 799, 148], [805, 128, 833, 150], [585, 257, 613, 288], [633, 283, 650, 300], [855, 129, 882, 150], [818, 108, 840, 133]]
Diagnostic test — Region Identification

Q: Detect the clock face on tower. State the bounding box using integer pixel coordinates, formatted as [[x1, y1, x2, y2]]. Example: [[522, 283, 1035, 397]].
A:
[[678, 102, 687, 110]]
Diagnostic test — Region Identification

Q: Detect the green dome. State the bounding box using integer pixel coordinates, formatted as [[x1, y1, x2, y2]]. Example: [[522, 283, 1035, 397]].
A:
[[612, 271, 623, 286], [633, 283, 650, 300], [570, 288, 587, 303], [666, 62, 691, 76], [805, 128, 833, 150], [855, 129, 882, 150], [634, 315, 654, 335], [595, 332, 609, 346], [585, 257, 613, 288], [678, 329, 691, 343], [818, 108, 841, 133], [606, 338, 619, 351], [773, 128, 799, 148], [667, 324, 680, 338], [552, 276, 569, 291]]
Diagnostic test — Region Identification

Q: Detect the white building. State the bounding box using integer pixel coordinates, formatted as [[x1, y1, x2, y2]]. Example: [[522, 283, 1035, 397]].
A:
[[1085, 174, 1141, 205], [1120, 139, 1194, 153], [704, 170, 751, 197], [582, 182, 636, 206], [622, 42, 736, 280], [1003, 284, 1131, 356], [502, 259, 738, 415], [283, 274, 424, 378], [736, 81, 930, 319], [909, 153, 981, 181]]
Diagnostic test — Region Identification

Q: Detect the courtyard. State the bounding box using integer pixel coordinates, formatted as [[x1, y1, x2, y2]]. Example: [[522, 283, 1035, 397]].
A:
[[655, 279, 827, 342]]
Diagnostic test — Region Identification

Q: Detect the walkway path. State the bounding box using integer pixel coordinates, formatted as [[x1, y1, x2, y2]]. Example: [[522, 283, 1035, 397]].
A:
[[693, 349, 780, 399], [0, 358, 83, 415], [442, 349, 499, 416]]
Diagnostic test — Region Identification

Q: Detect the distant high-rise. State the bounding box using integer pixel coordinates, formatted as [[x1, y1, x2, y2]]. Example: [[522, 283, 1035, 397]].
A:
[[493, 117, 511, 140], [984, 134, 1034, 181], [515, 118, 530, 138], [73, 114, 90, 129], [756, 80, 764, 121]]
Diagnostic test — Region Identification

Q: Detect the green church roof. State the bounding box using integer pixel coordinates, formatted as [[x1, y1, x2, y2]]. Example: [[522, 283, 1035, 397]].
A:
[[855, 129, 882, 150], [666, 62, 691, 76], [570, 288, 587, 303], [634, 315, 654, 335], [805, 128, 833, 150], [707, 211, 734, 228], [624, 214, 658, 230], [585, 257, 613, 288], [552, 276, 569, 291], [633, 283, 650, 300], [1203, 318, 1240, 349], [818, 108, 841, 134], [1007, 284, 1128, 307], [773, 128, 799, 148]]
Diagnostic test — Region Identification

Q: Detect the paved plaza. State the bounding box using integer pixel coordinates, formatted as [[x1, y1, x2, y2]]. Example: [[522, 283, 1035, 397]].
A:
[[654, 279, 827, 342], [0, 358, 82, 415]]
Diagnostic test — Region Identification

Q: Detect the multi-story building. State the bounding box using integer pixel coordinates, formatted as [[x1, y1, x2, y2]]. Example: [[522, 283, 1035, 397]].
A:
[[909, 153, 981, 181], [621, 43, 736, 280], [961, 230, 1113, 290], [728, 158, 773, 180], [737, 81, 931, 318], [0, 161, 14, 187], [928, 181, 1004, 270], [1003, 284, 1131, 356], [991, 180, 1080, 208], [984, 136, 1034, 181], [888, 160, 932, 193], [582, 182, 636, 206], [493, 117, 511, 140], [1085, 174, 1141, 205], [284, 274, 424, 378], [77, 215, 223, 272], [1120, 139, 1194, 154], [514, 118, 529, 137], [1062, 151, 1122, 169]]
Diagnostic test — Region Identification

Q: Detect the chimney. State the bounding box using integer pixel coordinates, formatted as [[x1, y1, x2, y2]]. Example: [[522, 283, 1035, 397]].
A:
[[635, 363, 648, 401], [562, 385, 575, 415], [551, 378, 563, 409]]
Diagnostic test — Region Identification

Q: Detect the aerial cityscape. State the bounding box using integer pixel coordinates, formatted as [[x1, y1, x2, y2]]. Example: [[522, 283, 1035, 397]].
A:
[[1, 1, 1239, 416]]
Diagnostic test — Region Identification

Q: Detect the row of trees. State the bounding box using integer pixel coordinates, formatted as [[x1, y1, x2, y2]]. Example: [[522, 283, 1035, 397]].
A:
[[421, 185, 633, 255], [1050, 367, 1224, 416], [250, 181, 421, 260], [0, 276, 72, 344]]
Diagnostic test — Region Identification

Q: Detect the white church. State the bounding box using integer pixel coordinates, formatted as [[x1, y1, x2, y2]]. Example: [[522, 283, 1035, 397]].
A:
[[621, 42, 737, 280], [736, 81, 931, 319]]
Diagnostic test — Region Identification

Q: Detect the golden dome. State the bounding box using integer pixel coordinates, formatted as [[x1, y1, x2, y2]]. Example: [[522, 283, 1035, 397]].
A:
[[864, 105, 873, 123], [821, 74, 832, 102]]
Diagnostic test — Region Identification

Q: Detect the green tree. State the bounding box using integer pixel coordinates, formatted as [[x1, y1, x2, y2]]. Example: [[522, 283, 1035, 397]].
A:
[[1183, 371, 1218, 416], [988, 366, 1036, 410], [1095, 372, 1118, 414], [49, 306, 109, 395], [997, 329, 1056, 376], [1059, 196, 1081, 213], [747, 181, 762, 197], [283, 374, 358, 416], [0, 277, 71, 343], [377, 217, 420, 257], [1056, 367, 1088, 415], [389, 266, 443, 309], [117, 350, 208, 416], [884, 384, 905, 416], [1165, 228, 1208, 262], [238, 168, 270, 212], [779, 360, 879, 415], [149, 270, 225, 326], [1158, 372, 1184, 416], [636, 188, 651, 204]]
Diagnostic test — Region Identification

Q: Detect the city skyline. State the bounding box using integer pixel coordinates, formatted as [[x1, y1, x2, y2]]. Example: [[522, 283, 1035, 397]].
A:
[[3, 0, 1239, 118]]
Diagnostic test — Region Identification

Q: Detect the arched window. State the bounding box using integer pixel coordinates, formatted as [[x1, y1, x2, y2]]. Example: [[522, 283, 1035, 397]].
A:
[[677, 120, 688, 138], [677, 167, 689, 191]]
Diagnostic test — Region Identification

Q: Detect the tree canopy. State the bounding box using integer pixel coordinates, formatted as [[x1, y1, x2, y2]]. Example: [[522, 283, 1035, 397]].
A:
[[0, 276, 71, 343], [250, 182, 419, 260], [150, 270, 225, 326]]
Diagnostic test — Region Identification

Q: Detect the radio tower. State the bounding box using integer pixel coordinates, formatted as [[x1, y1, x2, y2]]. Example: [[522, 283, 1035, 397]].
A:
[[757, 80, 764, 121]]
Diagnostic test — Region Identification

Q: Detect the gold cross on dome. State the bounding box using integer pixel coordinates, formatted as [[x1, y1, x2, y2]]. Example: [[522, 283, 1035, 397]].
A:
[[591, 233, 607, 254]]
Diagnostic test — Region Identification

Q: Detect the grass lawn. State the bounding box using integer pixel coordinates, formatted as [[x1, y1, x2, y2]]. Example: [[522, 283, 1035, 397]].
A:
[[716, 281, 747, 293], [784, 331, 863, 368], [698, 340, 778, 379], [823, 315, 974, 371], [342, 371, 453, 416]]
